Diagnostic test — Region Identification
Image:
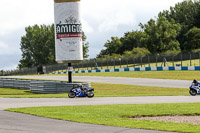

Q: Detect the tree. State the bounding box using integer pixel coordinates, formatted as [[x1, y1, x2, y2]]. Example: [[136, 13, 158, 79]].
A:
[[19, 24, 89, 68], [123, 47, 150, 58], [182, 27, 200, 51], [168, 0, 198, 28], [97, 37, 122, 57], [0, 70, 3, 75], [161, 0, 200, 48], [162, 49, 181, 56], [19, 24, 55, 68], [97, 0, 200, 57], [195, 2, 200, 28], [131, 47, 150, 58], [120, 31, 147, 53], [140, 16, 181, 53], [82, 32, 89, 58], [97, 31, 147, 58], [123, 51, 133, 58]]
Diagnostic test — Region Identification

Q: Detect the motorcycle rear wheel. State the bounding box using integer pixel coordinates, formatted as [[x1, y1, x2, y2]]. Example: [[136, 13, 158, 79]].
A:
[[189, 89, 197, 96], [68, 92, 76, 98], [87, 91, 94, 98]]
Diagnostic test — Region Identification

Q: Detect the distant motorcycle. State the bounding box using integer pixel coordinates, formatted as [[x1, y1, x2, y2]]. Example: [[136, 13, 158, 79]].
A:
[[68, 84, 94, 98], [189, 79, 200, 96]]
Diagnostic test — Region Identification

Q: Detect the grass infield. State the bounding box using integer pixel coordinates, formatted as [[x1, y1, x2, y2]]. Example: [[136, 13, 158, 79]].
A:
[[0, 83, 188, 98], [53, 71, 200, 80], [6, 103, 200, 133]]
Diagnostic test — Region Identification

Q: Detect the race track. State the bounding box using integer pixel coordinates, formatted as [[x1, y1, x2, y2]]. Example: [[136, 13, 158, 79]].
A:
[[4, 75, 191, 88], [0, 75, 198, 133], [0, 110, 173, 133], [1, 96, 200, 110]]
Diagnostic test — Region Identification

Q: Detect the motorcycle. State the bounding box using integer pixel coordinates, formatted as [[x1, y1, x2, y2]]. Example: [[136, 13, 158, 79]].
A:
[[189, 79, 200, 96], [68, 84, 94, 98]]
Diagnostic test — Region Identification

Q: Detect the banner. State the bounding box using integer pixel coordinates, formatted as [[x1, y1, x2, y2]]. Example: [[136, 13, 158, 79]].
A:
[[54, 0, 83, 63]]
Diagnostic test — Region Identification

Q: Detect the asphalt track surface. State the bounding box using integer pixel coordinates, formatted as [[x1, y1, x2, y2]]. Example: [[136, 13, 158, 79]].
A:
[[1, 96, 200, 110], [5, 75, 192, 88], [0, 110, 173, 133], [0, 76, 198, 133]]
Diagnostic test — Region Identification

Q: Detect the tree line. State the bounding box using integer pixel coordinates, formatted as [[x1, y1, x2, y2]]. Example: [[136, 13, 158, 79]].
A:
[[18, 24, 89, 69], [97, 0, 200, 58], [18, 0, 200, 69]]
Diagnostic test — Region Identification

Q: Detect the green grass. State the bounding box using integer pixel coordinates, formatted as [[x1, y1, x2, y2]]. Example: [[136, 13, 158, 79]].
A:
[[6, 103, 200, 133], [0, 83, 188, 98], [93, 83, 188, 97], [0, 88, 69, 98], [54, 70, 200, 80], [51, 59, 200, 73]]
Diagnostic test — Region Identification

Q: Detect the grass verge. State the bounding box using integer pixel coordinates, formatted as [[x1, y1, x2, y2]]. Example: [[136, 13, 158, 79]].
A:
[[52, 59, 200, 72], [6, 103, 200, 133], [57, 71, 200, 80], [0, 83, 188, 98]]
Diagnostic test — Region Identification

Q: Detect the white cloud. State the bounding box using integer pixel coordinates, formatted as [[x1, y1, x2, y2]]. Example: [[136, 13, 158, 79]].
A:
[[0, 41, 9, 55], [0, 41, 20, 55], [82, 0, 138, 32], [0, 0, 54, 35], [0, 41, 7, 49], [0, 64, 18, 71], [82, 19, 94, 33], [98, 8, 136, 32], [81, 0, 183, 33]]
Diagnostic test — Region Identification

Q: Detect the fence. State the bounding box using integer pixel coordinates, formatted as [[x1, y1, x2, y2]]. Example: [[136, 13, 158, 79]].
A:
[[1, 52, 200, 76]]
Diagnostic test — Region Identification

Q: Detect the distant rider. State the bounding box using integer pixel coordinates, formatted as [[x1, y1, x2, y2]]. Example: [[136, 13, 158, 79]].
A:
[[193, 79, 199, 86], [79, 84, 86, 95]]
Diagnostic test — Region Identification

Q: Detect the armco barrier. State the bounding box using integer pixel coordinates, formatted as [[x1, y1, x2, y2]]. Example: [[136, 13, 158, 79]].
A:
[[30, 80, 90, 94], [50, 66, 200, 74], [0, 78, 31, 90], [0, 78, 90, 94]]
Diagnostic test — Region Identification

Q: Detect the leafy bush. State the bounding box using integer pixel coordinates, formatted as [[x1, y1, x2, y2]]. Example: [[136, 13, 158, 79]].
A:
[[161, 49, 181, 56], [123, 47, 150, 58]]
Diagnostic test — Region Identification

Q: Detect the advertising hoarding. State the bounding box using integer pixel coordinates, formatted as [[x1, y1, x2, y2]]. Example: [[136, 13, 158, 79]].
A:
[[54, 0, 83, 63]]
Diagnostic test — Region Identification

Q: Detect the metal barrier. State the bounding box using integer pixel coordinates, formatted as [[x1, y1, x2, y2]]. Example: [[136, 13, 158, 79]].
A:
[[30, 80, 90, 94], [0, 78, 31, 90], [0, 78, 90, 94]]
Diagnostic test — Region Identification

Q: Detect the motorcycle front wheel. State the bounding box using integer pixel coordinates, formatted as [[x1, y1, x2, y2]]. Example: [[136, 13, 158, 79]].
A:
[[87, 91, 94, 98], [189, 89, 197, 96], [68, 92, 76, 98]]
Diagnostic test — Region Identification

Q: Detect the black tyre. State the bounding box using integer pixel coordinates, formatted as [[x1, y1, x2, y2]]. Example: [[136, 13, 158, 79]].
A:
[[68, 92, 76, 98], [189, 89, 197, 96], [87, 91, 94, 98]]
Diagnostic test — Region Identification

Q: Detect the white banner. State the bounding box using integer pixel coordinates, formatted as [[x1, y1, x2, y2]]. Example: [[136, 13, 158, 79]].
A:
[[54, 1, 83, 63]]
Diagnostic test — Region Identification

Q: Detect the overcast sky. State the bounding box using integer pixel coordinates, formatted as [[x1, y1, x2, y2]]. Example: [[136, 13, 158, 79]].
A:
[[0, 0, 184, 70]]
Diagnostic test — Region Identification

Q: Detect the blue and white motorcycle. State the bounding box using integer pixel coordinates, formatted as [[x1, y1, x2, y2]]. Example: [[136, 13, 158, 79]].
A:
[[189, 79, 200, 96], [68, 84, 94, 98]]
